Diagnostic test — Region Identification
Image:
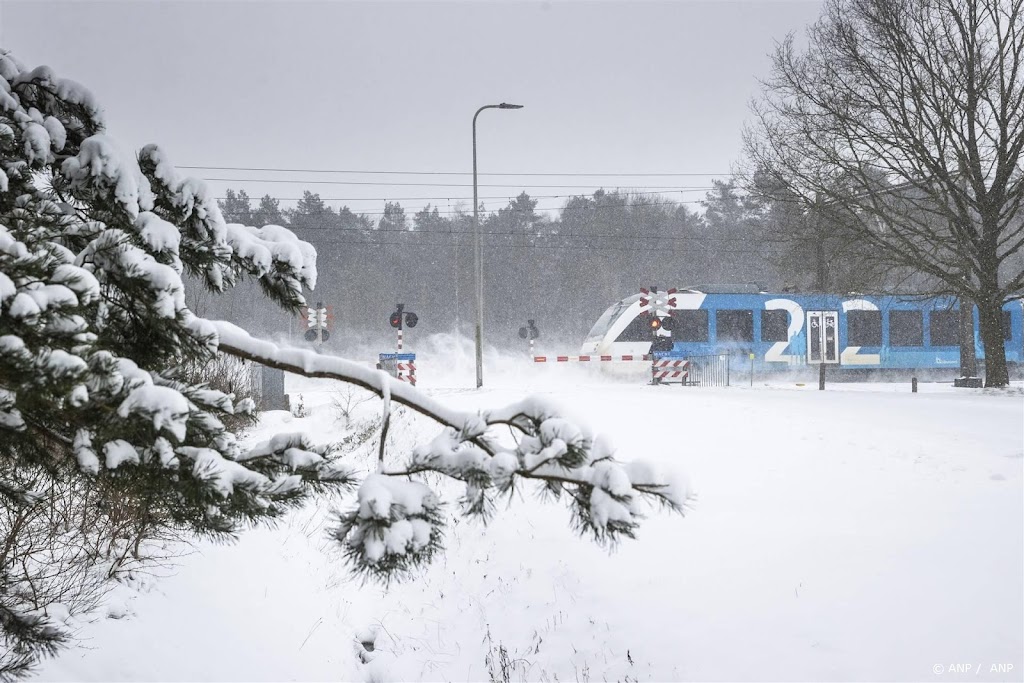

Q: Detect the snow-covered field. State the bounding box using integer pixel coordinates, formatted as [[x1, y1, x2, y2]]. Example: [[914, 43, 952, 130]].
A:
[[37, 340, 1024, 682]]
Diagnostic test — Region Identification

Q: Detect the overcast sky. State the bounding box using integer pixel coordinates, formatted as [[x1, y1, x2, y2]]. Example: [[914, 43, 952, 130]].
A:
[[1, 0, 823, 218]]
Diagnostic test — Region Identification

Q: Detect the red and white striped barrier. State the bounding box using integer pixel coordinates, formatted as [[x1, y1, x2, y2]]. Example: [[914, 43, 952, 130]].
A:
[[378, 353, 417, 386], [651, 359, 689, 382], [533, 354, 653, 363], [397, 361, 416, 386]]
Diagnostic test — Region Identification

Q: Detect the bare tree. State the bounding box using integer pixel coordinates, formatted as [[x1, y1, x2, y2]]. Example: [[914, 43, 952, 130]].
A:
[[744, 0, 1024, 387]]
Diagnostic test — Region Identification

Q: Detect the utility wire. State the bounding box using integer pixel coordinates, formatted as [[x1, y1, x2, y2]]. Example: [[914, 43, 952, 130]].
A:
[[201, 177, 713, 189], [182, 165, 736, 177]]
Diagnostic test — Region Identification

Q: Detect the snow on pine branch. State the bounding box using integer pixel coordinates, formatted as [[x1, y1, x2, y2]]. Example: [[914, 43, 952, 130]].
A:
[[2, 53, 330, 526], [210, 320, 689, 581], [2, 48, 685, 601]]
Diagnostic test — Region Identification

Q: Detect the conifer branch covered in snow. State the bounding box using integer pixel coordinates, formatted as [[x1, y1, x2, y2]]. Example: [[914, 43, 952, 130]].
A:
[[0, 50, 686, 676], [0, 51, 345, 676], [213, 322, 688, 581]]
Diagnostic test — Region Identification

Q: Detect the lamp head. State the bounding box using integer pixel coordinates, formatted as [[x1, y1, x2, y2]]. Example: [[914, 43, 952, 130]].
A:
[[498, 103, 524, 109]]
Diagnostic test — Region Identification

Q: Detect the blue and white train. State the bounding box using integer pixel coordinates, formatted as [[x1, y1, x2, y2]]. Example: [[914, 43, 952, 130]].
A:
[[581, 289, 1024, 373]]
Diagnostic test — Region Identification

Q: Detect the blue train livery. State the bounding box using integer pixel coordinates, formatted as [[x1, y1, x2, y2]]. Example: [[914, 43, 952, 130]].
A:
[[581, 289, 1024, 373]]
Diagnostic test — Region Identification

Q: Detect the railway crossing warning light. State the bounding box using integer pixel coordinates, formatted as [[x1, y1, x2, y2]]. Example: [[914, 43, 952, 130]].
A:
[[650, 313, 675, 353], [519, 319, 540, 356], [389, 303, 419, 330], [518, 319, 540, 340]]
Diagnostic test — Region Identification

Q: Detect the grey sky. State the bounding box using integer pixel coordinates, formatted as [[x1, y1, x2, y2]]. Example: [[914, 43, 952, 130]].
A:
[[1, 0, 823, 218]]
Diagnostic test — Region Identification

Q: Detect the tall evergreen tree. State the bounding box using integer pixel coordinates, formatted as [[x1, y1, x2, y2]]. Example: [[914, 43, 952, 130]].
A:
[[494, 192, 540, 234], [378, 201, 407, 232], [700, 180, 777, 287], [252, 194, 286, 227], [413, 204, 448, 232], [337, 205, 374, 231], [218, 188, 253, 225], [288, 191, 335, 229]]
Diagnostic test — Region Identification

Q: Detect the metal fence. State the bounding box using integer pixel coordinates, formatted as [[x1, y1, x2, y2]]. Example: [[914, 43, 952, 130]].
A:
[[682, 353, 731, 387]]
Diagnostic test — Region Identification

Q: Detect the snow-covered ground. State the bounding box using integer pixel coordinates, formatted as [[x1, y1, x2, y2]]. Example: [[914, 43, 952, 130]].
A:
[[37, 339, 1024, 682]]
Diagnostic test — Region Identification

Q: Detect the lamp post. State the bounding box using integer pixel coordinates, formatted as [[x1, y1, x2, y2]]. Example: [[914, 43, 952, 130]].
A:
[[472, 102, 523, 388]]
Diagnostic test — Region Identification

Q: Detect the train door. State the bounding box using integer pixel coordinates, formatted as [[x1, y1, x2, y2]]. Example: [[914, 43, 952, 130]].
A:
[[807, 310, 840, 364]]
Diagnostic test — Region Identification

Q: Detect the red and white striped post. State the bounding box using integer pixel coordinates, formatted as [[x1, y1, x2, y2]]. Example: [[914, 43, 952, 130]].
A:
[[640, 286, 678, 380], [397, 359, 416, 386]]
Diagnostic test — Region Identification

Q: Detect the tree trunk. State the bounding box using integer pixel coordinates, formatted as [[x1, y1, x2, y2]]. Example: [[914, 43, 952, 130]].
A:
[[959, 300, 977, 378], [977, 294, 1009, 387]]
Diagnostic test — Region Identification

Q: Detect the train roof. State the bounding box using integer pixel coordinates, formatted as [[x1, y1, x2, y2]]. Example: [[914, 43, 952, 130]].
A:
[[680, 283, 766, 294]]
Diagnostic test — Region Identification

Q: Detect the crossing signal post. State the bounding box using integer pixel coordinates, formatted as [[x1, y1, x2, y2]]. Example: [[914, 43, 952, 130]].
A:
[[384, 303, 419, 384], [640, 286, 677, 356], [301, 301, 332, 349], [518, 319, 540, 356], [389, 303, 419, 352], [641, 286, 679, 384]]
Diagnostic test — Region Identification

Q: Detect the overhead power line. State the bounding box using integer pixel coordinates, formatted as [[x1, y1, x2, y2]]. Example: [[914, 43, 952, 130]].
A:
[[181, 165, 736, 177], [201, 177, 713, 189]]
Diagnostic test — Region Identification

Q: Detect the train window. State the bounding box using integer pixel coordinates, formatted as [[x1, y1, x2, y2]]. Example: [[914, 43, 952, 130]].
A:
[[673, 309, 709, 342], [890, 310, 924, 346], [847, 310, 882, 346], [761, 310, 789, 342], [929, 310, 959, 346], [1003, 310, 1013, 341], [615, 314, 653, 342], [583, 300, 630, 346], [716, 310, 753, 342]]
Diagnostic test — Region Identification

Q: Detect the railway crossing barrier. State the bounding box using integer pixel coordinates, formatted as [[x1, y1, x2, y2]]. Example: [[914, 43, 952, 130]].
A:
[[532, 354, 652, 363], [378, 352, 417, 386], [530, 352, 731, 388], [651, 359, 689, 384]]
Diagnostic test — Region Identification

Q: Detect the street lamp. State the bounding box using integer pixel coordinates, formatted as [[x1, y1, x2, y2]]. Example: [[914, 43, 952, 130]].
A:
[[472, 102, 523, 388]]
